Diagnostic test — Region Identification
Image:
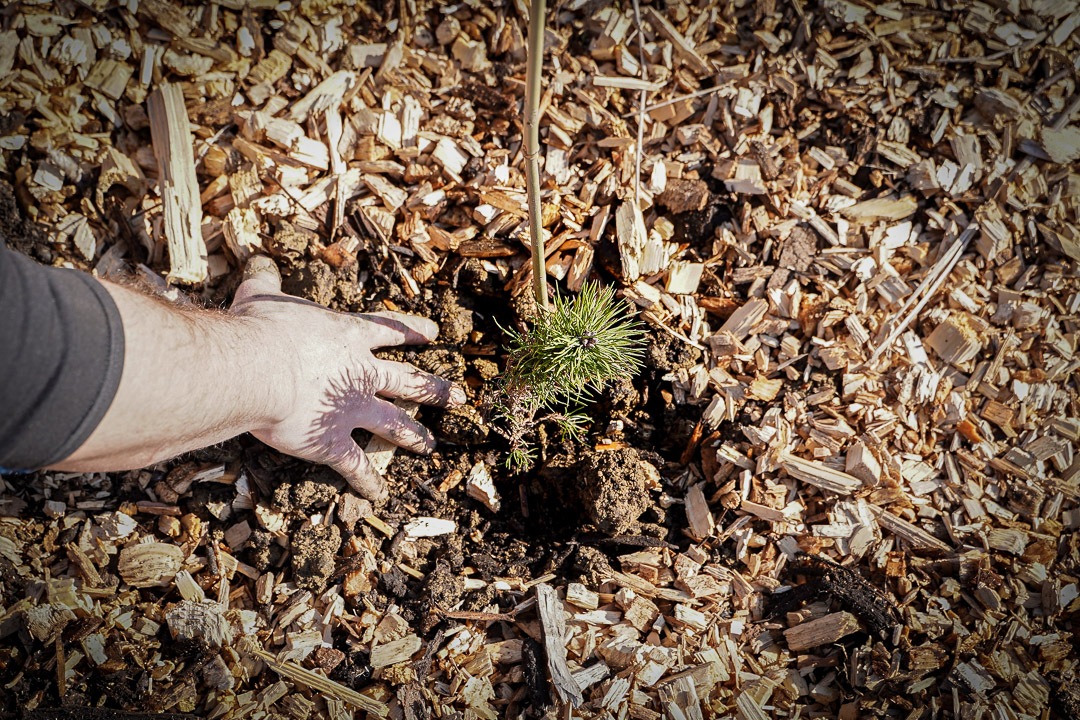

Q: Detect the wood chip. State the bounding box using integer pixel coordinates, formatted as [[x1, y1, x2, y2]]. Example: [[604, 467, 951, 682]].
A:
[[148, 83, 208, 284], [117, 542, 184, 588], [783, 611, 861, 651], [535, 583, 584, 708]]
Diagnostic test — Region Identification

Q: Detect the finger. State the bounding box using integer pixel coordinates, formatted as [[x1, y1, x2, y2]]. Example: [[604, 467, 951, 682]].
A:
[[234, 255, 283, 305], [357, 397, 436, 454], [374, 360, 465, 407], [322, 437, 388, 503], [357, 311, 439, 348]]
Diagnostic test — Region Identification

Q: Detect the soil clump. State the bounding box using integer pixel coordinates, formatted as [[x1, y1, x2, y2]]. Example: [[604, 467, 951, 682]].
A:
[[291, 524, 342, 592], [272, 473, 339, 513], [579, 447, 651, 535]]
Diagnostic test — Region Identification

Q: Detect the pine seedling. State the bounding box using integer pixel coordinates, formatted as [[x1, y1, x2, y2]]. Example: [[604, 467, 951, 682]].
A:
[[496, 282, 645, 471], [494, 0, 646, 472]]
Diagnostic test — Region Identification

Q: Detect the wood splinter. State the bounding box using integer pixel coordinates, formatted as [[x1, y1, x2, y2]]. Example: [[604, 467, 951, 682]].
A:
[[535, 583, 584, 708], [147, 83, 209, 285]]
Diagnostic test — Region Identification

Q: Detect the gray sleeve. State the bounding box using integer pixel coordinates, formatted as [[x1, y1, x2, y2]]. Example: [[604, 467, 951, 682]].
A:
[[0, 244, 125, 470]]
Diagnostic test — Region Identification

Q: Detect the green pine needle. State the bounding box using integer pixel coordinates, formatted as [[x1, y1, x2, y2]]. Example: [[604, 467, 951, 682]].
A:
[[504, 446, 537, 472], [503, 281, 645, 405]]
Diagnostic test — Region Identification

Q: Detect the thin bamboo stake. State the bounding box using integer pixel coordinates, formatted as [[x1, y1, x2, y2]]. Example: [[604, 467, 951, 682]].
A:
[[524, 0, 549, 311], [631, 0, 647, 208]]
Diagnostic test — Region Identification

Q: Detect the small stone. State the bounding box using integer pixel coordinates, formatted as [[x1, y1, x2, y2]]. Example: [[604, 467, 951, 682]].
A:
[[338, 493, 373, 532]]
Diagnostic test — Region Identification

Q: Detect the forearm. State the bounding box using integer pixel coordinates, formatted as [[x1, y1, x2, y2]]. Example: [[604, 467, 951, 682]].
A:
[[36, 253, 457, 502], [51, 280, 286, 471]]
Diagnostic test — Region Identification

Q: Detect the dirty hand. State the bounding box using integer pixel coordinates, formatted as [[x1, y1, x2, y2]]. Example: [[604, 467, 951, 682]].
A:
[[231, 255, 464, 503]]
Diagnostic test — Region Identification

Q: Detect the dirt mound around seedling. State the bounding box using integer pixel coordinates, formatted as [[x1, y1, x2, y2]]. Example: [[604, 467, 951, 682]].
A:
[[434, 404, 488, 444]]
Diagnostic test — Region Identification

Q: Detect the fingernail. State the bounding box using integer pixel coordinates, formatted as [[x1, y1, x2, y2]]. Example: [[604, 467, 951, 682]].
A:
[[450, 385, 466, 406]]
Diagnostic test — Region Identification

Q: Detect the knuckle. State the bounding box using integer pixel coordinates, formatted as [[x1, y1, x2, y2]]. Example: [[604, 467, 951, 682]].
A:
[[382, 368, 407, 395]]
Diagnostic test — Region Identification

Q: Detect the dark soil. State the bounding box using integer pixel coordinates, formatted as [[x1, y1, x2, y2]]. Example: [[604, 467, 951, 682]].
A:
[[573, 546, 616, 588], [1050, 673, 1080, 719], [0, 177, 703, 697], [775, 554, 903, 643], [421, 559, 465, 610], [457, 258, 499, 296], [246, 529, 284, 572], [433, 404, 488, 444], [0, 179, 46, 258], [643, 329, 701, 372], [413, 347, 466, 385]]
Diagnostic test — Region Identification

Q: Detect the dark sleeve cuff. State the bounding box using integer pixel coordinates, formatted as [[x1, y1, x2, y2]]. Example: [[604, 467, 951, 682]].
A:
[[0, 245, 125, 469]]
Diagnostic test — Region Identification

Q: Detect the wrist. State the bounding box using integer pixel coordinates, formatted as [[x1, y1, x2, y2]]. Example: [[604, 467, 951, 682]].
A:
[[241, 311, 299, 431]]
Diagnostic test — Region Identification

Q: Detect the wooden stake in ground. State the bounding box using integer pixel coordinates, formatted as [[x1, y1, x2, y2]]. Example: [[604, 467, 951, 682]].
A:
[[148, 83, 208, 285], [524, 0, 548, 311]]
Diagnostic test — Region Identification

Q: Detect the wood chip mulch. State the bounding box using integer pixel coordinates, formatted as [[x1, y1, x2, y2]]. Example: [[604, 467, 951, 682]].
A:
[[2, 0, 1080, 718]]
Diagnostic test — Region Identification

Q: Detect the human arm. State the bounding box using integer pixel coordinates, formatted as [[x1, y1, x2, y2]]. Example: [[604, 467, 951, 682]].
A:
[[1, 248, 460, 502]]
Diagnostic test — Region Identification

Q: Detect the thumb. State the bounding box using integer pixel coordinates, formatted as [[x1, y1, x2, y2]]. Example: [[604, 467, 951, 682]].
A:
[[324, 437, 388, 504], [234, 254, 282, 305]]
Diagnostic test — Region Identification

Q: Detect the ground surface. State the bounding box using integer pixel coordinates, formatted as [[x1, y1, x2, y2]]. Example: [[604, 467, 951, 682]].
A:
[[1, 0, 1080, 719]]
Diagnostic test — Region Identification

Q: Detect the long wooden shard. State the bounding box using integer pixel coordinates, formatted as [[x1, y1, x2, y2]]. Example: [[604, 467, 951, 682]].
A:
[[535, 583, 584, 708], [779, 453, 862, 495], [250, 646, 388, 717], [783, 611, 861, 651], [148, 83, 208, 284]]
